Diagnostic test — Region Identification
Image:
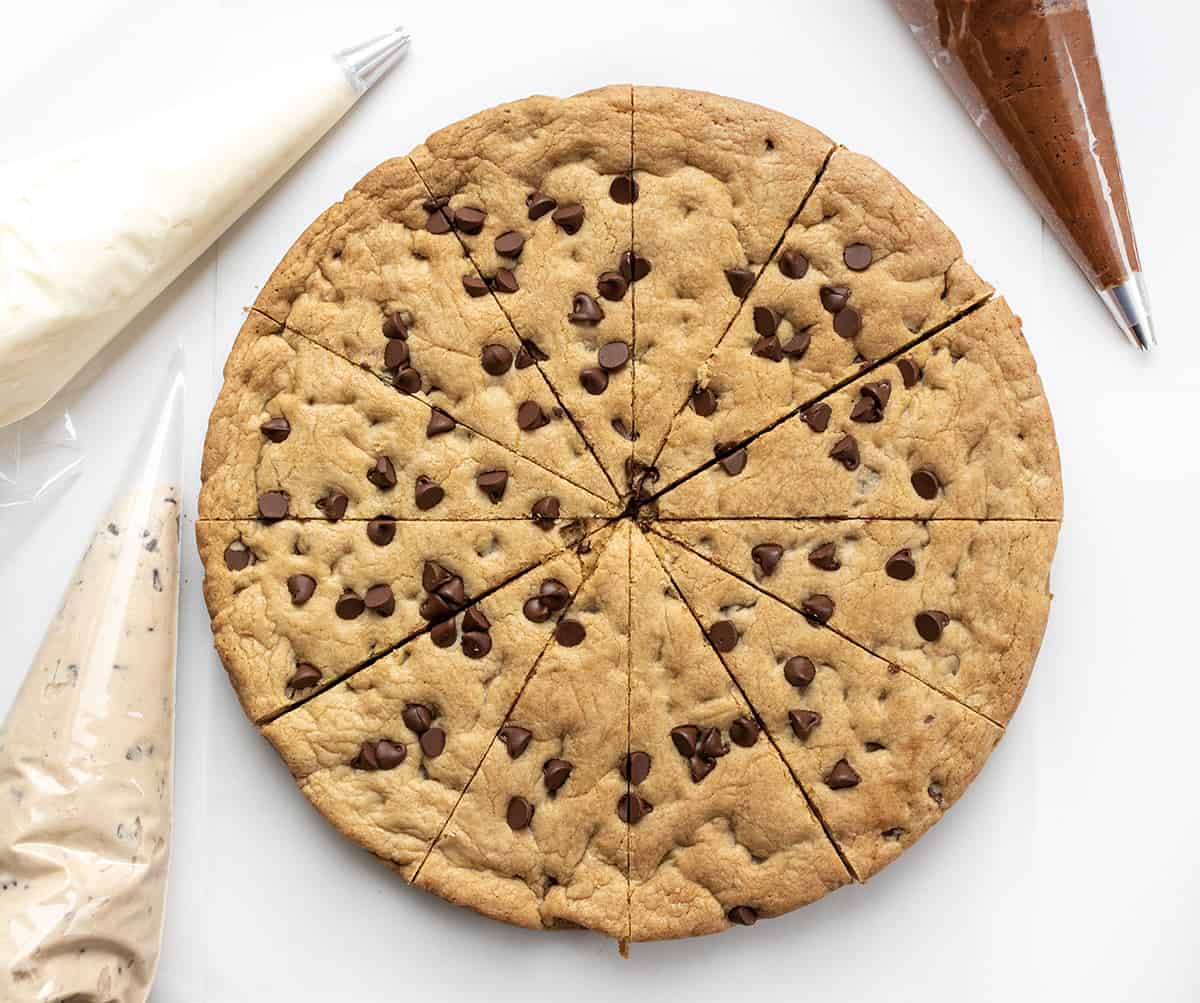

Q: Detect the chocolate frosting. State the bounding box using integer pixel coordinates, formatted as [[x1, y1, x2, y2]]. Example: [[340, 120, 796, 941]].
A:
[[896, 0, 1140, 290]]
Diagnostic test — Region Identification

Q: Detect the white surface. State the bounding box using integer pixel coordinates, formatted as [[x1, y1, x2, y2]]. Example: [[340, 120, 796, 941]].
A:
[[1, 2, 1197, 1000]]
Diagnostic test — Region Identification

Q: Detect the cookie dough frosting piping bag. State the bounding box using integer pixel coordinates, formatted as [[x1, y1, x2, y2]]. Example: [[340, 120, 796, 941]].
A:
[[0, 357, 184, 1003], [893, 1, 1154, 350], [0, 25, 411, 429]]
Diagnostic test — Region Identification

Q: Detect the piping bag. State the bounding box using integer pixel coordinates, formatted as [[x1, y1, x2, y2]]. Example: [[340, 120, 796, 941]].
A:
[[0, 24, 411, 430], [0, 358, 183, 1003], [892, 0, 1154, 350]]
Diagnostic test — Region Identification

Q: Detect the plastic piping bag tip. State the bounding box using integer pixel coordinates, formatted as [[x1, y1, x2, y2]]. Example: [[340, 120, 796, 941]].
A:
[[335, 26, 411, 96]]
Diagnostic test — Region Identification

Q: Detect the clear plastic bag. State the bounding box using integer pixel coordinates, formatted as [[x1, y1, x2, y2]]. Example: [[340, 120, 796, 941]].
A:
[[0, 406, 83, 556], [0, 354, 184, 1003]]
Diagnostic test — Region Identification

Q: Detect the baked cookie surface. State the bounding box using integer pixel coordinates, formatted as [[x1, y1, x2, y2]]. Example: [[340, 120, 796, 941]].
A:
[[198, 86, 1062, 943]]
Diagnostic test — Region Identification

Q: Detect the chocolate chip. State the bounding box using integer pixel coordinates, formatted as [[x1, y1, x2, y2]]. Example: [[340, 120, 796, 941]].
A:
[[579, 366, 609, 395], [800, 402, 832, 433], [506, 796, 535, 830], [420, 593, 452, 621], [367, 456, 397, 490], [336, 591, 365, 620], [403, 704, 434, 734], [461, 630, 492, 658], [808, 543, 840, 571], [383, 338, 410, 370], [691, 386, 717, 416], [476, 469, 508, 503], [752, 335, 783, 362], [393, 366, 422, 395], [850, 397, 882, 424], [414, 476, 444, 511], [430, 618, 457, 647], [781, 331, 811, 358], [481, 344, 514, 375], [288, 664, 321, 691], [436, 576, 467, 607], [751, 543, 784, 575], [730, 717, 760, 747], [784, 656, 816, 689], [829, 435, 860, 470], [499, 724, 532, 758], [750, 307, 777, 338], [526, 190, 557, 219], [555, 619, 585, 646], [453, 206, 486, 235], [426, 409, 456, 437], [492, 268, 519, 294], [911, 467, 941, 500], [462, 274, 490, 298], [698, 727, 729, 759], [802, 594, 835, 624], [523, 597, 551, 622], [709, 620, 739, 652], [539, 578, 571, 611], [928, 782, 945, 806], [886, 549, 916, 580], [619, 250, 651, 282], [819, 285, 850, 313], [422, 561, 451, 592], [826, 759, 861, 789], [609, 174, 638, 204], [728, 906, 758, 927], [863, 380, 891, 409], [367, 516, 395, 546], [287, 574, 316, 605], [531, 496, 560, 528], [622, 750, 652, 784], [789, 709, 822, 740], [313, 492, 347, 522], [779, 250, 809, 279], [689, 755, 716, 783], [223, 542, 251, 571], [353, 739, 406, 771], [517, 401, 549, 431], [569, 293, 604, 324], [364, 583, 395, 616], [597, 341, 630, 371], [260, 416, 291, 442], [382, 313, 408, 339], [462, 606, 490, 633], [843, 242, 872, 271], [833, 306, 862, 339], [551, 203, 585, 234], [426, 208, 452, 234], [611, 418, 636, 440], [724, 267, 755, 298], [618, 793, 653, 824], [543, 758, 572, 792], [670, 726, 700, 758], [516, 339, 548, 367], [419, 727, 446, 758], [257, 491, 289, 520], [897, 357, 922, 387], [915, 609, 950, 642], [597, 271, 628, 301], [718, 448, 748, 476], [495, 230, 525, 257]]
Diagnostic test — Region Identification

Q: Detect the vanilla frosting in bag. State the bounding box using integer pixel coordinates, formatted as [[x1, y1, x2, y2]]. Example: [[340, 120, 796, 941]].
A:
[[0, 27, 410, 427]]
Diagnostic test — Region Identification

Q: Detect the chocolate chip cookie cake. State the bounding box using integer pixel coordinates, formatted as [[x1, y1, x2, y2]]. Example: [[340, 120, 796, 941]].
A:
[[198, 86, 1062, 943]]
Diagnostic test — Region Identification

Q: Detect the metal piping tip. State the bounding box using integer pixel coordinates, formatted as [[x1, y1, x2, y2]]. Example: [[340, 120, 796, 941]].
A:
[[1100, 272, 1156, 352], [335, 26, 411, 96]]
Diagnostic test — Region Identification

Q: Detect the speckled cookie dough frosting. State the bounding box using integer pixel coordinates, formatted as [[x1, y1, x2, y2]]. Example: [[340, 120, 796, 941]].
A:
[[198, 86, 1062, 942]]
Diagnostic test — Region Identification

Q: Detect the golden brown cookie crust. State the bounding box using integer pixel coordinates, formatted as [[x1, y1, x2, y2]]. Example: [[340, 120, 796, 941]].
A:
[[198, 87, 1062, 944]]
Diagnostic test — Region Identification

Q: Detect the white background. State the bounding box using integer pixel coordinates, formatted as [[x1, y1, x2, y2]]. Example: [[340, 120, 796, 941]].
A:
[[2, 2, 1198, 1000]]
